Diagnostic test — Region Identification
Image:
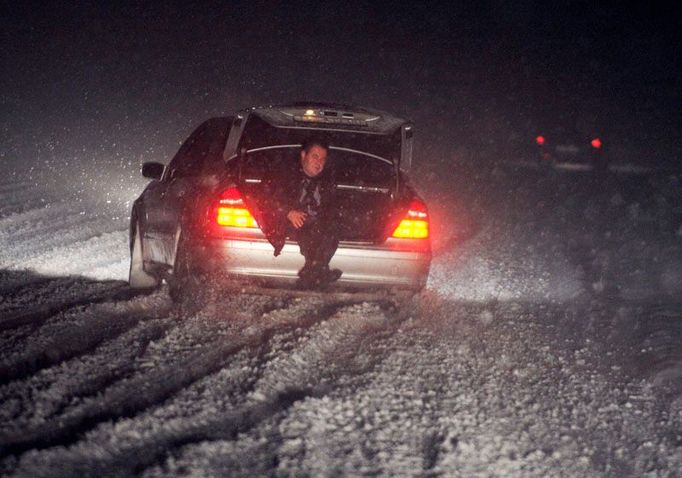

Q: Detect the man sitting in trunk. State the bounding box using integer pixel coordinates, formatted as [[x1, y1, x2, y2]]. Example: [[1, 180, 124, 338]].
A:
[[265, 136, 343, 289]]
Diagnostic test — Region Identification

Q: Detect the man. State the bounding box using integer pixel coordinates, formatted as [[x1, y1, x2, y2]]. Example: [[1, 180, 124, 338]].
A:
[[265, 136, 343, 289]]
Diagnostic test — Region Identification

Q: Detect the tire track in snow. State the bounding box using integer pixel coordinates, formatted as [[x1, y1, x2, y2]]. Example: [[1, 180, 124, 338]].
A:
[[64, 301, 407, 477], [0, 291, 170, 383], [258, 298, 679, 477], [618, 302, 682, 402], [271, 297, 475, 477], [0, 296, 347, 460], [0, 317, 174, 437], [0, 280, 135, 369], [146, 300, 410, 477], [0, 271, 64, 302], [0, 279, 129, 331]]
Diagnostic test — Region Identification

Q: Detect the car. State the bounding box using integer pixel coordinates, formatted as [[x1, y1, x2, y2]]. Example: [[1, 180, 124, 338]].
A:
[[533, 126, 608, 172], [128, 103, 431, 300]]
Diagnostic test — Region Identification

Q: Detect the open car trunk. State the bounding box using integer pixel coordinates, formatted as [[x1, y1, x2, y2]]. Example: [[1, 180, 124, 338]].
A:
[[237, 146, 397, 243], [334, 185, 394, 242]]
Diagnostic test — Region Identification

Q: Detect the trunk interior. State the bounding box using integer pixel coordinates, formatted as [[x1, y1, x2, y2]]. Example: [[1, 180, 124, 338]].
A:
[[236, 147, 398, 243], [333, 186, 394, 242]]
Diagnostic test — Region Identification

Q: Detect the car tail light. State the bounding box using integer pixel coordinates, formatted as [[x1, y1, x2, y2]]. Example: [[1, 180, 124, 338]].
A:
[[215, 187, 258, 228], [392, 199, 429, 239], [591, 138, 602, 149]]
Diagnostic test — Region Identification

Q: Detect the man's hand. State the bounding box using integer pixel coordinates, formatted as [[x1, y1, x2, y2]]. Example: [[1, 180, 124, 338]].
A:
[[287, 210, 307, 229]]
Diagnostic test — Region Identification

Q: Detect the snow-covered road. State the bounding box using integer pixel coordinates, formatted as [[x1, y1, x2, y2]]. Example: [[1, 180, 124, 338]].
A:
[[1, 168, 680, 476]]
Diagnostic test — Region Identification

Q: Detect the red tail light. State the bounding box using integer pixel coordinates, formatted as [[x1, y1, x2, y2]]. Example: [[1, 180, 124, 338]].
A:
[[215, 187, 258, 228], [392, 199, 429, 239]]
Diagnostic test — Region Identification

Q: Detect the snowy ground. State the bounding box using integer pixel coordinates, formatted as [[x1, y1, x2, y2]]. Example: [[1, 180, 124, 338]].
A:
[[1, 165, 681, 477]]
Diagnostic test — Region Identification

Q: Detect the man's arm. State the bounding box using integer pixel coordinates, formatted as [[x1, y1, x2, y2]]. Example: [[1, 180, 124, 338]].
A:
[[286, 210, 307, 228], [266, 168, 307, 229], [274, 181, 305, 227]]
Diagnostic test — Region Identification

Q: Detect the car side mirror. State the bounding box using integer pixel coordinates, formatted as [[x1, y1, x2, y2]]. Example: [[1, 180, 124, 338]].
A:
[[142, 162, 164, 180]]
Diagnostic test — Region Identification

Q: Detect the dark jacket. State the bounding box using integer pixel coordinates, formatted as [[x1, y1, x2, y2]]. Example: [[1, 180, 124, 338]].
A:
[[260, 161, 337, 256]]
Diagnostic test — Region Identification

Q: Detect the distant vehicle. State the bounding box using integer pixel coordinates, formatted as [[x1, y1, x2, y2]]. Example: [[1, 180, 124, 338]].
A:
[[128, 103, 431, 300], [533, 126, 608, 172]]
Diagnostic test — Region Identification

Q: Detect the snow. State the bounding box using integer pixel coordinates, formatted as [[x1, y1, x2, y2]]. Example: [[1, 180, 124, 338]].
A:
[[429, 224, 584, 302], [0, 168, 681, 477], [0, 187, 130, 282]]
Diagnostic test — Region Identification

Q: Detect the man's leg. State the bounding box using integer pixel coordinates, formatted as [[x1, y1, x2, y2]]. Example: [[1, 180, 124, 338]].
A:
[[295, 221, 341, 288], [294, 226, 318, 281], [315, 238, 343, 286], [311, 226, 339, 269]]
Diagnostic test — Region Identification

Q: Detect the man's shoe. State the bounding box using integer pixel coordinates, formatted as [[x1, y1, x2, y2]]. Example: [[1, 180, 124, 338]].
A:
[[318, 268, 342, 287], [296, 265, 320, 289], [296, 276, 315, 290], [296, 266, 342, 290]]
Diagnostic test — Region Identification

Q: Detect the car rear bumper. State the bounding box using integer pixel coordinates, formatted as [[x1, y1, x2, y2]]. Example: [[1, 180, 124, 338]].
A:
[[195, 237, 431, 290]]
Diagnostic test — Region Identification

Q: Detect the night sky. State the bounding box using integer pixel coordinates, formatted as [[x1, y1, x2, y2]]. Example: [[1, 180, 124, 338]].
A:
[[2, 1, 680, 188]]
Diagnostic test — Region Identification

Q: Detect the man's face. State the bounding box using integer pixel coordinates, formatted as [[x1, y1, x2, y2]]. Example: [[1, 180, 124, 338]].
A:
[[300, 145, 328, 177]]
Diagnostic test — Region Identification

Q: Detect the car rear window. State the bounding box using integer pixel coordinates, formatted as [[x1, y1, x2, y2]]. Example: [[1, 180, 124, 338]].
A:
[[239, 147, 394, 187], [329, 149, 394, 186]]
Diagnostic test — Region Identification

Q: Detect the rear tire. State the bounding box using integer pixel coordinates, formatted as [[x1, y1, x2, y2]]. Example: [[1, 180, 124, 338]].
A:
[[168, 238, 205, 306], [129, 221, 160, 290]]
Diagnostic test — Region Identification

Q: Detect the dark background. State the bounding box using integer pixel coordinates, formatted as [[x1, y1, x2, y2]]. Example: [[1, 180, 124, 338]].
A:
[[1, 1, 680, 195]]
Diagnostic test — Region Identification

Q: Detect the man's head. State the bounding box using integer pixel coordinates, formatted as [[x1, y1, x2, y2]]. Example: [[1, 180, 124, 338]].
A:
[[300, 136, 329, 178]]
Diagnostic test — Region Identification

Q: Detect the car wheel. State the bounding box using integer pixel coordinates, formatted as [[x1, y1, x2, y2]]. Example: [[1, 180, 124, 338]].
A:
[[128, 220, 160, 289], [168, 237, 204, 305]]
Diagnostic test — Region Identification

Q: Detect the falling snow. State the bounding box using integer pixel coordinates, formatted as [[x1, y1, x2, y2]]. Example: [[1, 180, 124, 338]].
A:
[[1, 163, 680, 476]]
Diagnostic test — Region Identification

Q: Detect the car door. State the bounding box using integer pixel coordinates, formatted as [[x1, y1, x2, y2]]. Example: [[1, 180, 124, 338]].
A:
[[143, 118, 231, 265]]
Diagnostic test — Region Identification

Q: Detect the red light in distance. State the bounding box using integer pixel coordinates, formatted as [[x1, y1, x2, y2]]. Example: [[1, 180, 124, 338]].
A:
[[535, 135, 545, 145], [591, 138, 602, 149]]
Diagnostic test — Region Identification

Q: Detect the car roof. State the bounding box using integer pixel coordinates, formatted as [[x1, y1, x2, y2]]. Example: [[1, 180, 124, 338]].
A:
[[242, 103, 409, 135]]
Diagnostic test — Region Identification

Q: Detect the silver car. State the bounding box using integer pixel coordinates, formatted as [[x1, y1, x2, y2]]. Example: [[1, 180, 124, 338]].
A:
[[128, 103, 431, 299]]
